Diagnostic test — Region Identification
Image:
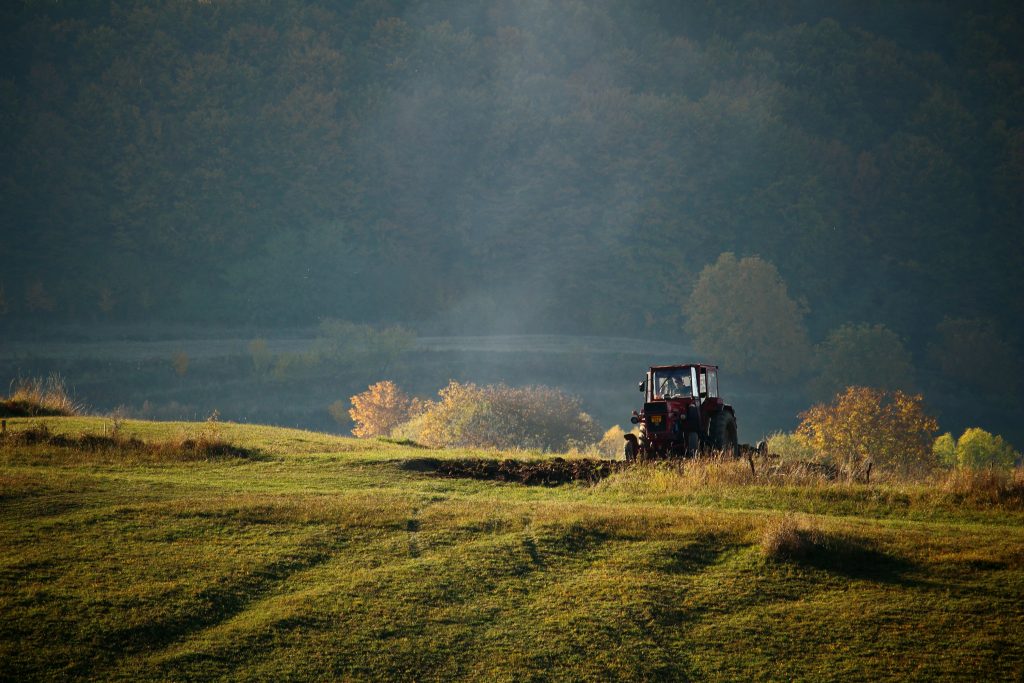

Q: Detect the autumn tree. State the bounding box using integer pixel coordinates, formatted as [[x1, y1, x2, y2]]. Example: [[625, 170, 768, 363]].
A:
[[684, 253, 810, 381], [346, 381, 419, 438], [797, 386, 939, 478]]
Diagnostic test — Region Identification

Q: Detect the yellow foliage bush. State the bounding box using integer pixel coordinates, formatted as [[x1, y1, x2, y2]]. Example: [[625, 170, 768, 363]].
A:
[[797, 386, 938, 478], [597, 425, 626, 458], [765, 431, 818, 463], [346, 381, 420, 438], [411, 381, 601, 451]]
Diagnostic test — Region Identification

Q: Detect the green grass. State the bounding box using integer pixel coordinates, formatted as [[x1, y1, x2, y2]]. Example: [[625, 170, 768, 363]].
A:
[[2, 417, 1023, 681]]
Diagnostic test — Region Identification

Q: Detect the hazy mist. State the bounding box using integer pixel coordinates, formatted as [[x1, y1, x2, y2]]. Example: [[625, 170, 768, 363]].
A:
[[2, 0, 1022, 444]]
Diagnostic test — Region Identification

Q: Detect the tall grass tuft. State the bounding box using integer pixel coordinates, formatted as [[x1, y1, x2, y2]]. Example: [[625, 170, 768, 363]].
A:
[[1, 374, 82, 416], [599, 453, 834, 496], [761, 515, 821, 560], [937, 467, 1024, 507]]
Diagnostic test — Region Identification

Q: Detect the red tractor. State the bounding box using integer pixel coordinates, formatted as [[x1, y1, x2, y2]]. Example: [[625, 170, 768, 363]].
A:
[[623, 363, 739, 461]]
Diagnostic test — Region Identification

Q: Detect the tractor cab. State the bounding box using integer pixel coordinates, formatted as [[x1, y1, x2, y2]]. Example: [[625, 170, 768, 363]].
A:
[[625, 363, 737, 460], [641, 364, 719, 403]]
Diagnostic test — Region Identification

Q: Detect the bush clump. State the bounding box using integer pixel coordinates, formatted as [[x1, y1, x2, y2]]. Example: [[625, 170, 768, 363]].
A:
[[352, 380, 602, 452], [797, 386, 938, 479], [761, 515, 821, 561], [342, 381, 422, 438], [938, 467, 1024, 507], [933, 429, 1019, 470], [765, 431, 819, 464], [953, 428, 1019, 469], [1, 375, 81, 417], [422, 381, 602, 451], [597, 425, 627, 459]]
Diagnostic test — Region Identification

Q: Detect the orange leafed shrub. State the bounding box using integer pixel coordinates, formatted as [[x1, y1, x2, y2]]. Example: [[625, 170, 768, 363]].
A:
[[796, 386, 939, 478], [347, 381, 419, 438]]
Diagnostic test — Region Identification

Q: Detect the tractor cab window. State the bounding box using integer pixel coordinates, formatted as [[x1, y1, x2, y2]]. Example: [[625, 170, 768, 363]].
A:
[[698, 369, 708, 398], [653, 368, 692, 399], [706, 369, 718, 398]]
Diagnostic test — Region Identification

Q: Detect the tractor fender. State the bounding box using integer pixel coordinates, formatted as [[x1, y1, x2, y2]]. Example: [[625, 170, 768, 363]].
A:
[[623, 433, 639, 445]]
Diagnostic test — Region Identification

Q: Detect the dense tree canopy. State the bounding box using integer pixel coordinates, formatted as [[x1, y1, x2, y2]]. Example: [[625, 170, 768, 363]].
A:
[[1, 0, 1022, 361]]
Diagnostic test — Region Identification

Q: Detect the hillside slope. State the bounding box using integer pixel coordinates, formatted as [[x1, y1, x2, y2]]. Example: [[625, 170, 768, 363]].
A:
[[2, 418, 1023, 681]]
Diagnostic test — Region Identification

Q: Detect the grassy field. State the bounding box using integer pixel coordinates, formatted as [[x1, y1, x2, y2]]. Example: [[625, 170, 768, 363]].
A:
[[2, 417, 1023, 681]]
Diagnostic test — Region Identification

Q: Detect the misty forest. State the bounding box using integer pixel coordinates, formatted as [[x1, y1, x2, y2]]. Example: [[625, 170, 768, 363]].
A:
[[2, 0, 1023, 440], [5, 2, 1024, 681]]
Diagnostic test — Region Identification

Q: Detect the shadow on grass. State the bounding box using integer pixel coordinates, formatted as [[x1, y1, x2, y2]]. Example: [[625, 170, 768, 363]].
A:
[[378, 436, 430, 448], [662, 534, 737, 576], [813, 542, 916, 585], [87, 539, 341, 677], [772, 530, 919, 585]]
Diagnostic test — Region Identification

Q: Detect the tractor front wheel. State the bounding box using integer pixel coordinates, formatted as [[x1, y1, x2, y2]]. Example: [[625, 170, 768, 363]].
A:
[[710, 411, 740, 458], [624, 436, 639, 462]]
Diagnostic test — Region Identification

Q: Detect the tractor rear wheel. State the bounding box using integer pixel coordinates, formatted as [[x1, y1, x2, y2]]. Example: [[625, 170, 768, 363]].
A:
[[686, 431, 699, 456], [710, 411, 739, 458]]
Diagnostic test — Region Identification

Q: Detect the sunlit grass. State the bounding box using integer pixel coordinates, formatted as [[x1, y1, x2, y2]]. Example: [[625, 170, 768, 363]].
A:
[[1, 417, 1022, 680]]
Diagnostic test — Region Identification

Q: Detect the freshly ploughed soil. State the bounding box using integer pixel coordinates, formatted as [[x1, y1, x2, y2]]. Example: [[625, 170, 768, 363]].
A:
[[402, 451, 842, 486], [402, 457, 628, 486]]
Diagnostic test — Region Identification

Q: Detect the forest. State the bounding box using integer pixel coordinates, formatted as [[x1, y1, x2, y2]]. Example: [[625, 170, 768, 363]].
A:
[[1, 0, 1022, 439]]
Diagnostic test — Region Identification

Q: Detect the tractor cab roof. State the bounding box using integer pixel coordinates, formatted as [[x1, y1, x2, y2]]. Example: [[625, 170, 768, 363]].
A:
[[649, 363, 718, 372]]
